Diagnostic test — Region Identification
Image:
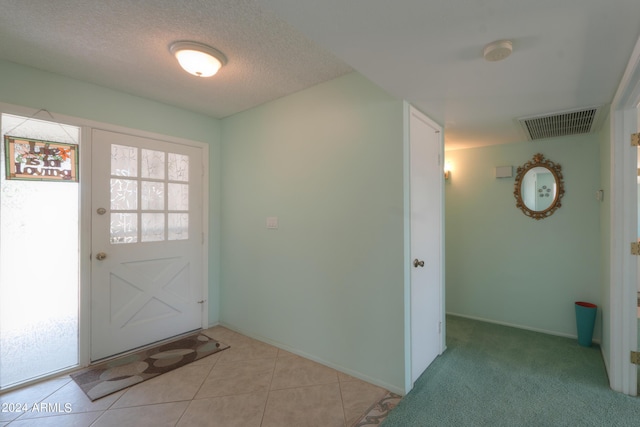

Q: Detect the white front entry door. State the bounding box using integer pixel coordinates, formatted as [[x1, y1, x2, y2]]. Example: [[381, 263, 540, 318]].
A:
[[409, 106, 443, 385], [91, 129, 204, 361]]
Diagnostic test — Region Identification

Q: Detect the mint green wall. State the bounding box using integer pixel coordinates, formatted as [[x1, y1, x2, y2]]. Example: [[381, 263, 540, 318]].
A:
[[598, 113, 611, 367], [0, 59, 223, 324], [220, 73, 406, 392], [445, 135, 602, 340]]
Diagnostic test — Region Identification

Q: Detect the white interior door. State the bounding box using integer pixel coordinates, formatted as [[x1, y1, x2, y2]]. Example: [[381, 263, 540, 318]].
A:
[[409, 106, 443, 385], [91, 129, 204, 361]]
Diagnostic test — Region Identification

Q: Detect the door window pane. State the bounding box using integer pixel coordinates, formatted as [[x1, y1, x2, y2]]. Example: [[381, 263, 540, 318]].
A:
[[141, 149, 165, 179], [141, 213, 165, 242], [168, 183, 189, 211], [168, 153, 189, 182], [111, 144, 138, 177], [141, 181, 165, 210], [168, 213, 189, 240], [110, 146, 190, 244], [110, 213, 138, 244], [110, 179, 138, 210]]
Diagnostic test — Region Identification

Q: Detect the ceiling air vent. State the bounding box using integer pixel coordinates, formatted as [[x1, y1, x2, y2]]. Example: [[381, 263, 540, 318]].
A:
[[518, 106, 604, 141]]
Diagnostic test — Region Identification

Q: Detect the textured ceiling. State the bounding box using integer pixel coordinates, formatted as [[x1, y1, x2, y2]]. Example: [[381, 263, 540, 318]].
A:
[[1, 0, 640, 150], [258, 0, 640, 149], [0, 0, 352, 119]]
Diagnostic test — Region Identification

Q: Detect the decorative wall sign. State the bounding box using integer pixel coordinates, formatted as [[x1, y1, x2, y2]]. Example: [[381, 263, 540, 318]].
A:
[[4, 136, 78, 182]]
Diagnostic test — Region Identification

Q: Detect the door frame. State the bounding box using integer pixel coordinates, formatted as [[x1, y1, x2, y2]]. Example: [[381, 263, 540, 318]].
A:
[[609, 34, 640, 395], [403, 102, 446, 393], [0, 101, 210, 372]]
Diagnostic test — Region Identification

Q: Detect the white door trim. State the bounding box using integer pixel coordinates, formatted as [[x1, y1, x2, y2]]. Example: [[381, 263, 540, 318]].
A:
[[0, 101, 210, 369], [403, 102, 446, 393], [79, 126, 93, 368], [609, 34, 640, 395]]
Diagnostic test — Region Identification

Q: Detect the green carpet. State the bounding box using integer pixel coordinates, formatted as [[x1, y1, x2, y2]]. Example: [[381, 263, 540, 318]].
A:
[[382, 315, 640, 427]]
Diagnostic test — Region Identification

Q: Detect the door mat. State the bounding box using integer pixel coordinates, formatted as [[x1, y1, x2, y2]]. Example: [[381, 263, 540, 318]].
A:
[[70, 332, 229, 401]]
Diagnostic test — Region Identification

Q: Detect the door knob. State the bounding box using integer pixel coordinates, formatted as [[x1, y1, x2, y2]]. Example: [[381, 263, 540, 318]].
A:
[[96, 252, 107, 261], [413, 259, 425, 268]]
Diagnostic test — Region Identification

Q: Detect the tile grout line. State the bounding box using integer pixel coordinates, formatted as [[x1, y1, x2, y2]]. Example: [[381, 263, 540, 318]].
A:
[[259, 348, 281, 426], [87, 409, 106, 427], [8, 377, 72, 424], [337, 377, 349, 427], [172, 354, 221, 426]]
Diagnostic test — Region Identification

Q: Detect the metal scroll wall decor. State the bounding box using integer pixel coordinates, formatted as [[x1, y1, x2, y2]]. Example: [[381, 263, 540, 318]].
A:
[[513, 153, 565, 220]]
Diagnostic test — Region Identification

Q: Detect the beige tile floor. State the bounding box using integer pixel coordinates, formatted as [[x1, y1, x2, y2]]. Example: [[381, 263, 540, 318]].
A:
[[0, 326, 390, 427]]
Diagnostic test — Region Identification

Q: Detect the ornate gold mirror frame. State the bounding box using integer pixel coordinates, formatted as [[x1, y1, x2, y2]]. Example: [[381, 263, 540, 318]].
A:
[[513, 153, 565, 220]]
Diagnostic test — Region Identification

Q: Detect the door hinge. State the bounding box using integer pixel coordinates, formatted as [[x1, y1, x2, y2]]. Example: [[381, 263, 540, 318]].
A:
[[438, 321, 442, 334], [631, 242, 640, 255], [631, 351, 640, 365], [631, 133, 640, 147]]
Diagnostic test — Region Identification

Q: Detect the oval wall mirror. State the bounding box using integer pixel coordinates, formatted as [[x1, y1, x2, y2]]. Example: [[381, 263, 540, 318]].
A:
[[513, 153, 565, 220]]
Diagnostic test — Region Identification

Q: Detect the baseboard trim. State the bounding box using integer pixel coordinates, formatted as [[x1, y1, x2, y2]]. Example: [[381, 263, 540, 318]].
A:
[[446, 312, 601, 345]]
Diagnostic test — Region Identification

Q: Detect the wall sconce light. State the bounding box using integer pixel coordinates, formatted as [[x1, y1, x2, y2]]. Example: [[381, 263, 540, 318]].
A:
[[169, 41, 227, 77], [444, 162, 452, 180]]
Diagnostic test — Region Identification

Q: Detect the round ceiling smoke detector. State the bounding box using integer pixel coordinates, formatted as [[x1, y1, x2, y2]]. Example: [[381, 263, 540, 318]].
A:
[[483, 40, 513, 62]]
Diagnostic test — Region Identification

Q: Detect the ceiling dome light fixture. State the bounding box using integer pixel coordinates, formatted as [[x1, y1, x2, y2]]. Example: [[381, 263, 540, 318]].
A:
[[169, 41, 227, 77], [483, 39, 513, 62]]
